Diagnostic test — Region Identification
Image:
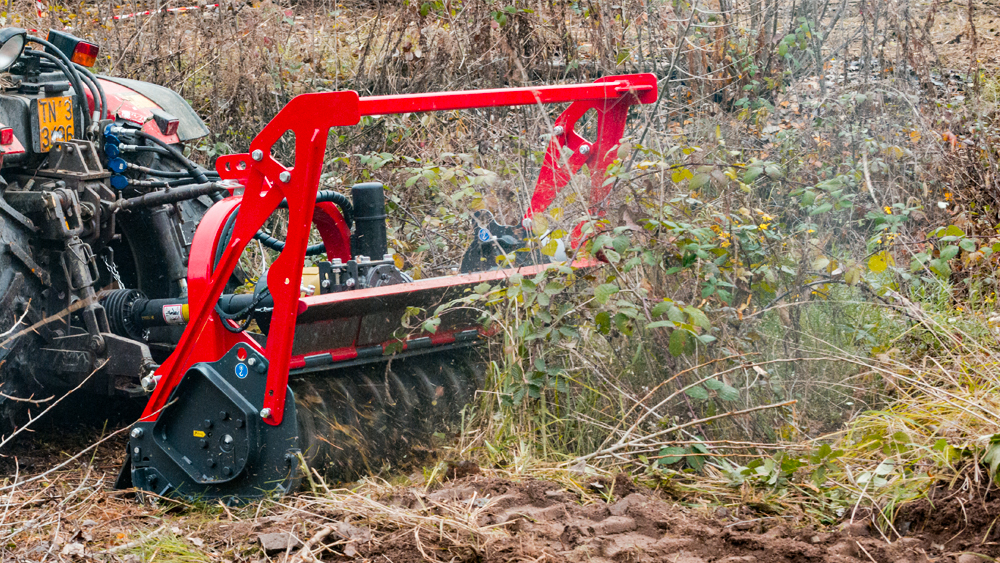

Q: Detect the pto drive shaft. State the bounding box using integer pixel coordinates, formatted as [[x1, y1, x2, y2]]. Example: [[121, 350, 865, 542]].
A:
[[101, 288, 270, 338]]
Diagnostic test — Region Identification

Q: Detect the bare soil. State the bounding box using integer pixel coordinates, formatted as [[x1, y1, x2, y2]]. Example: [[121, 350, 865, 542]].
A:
[[0, 434, 992, 563]]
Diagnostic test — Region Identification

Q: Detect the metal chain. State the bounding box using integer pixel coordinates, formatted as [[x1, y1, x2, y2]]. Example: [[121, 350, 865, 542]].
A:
[[102, 254, 123, 288]]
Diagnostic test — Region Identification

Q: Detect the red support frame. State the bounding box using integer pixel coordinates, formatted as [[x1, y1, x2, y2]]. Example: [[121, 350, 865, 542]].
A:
[[139, 74, 657, 427]]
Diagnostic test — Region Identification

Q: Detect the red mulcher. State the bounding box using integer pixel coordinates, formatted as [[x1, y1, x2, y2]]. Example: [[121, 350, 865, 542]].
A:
[[117, 74, 656, 500]]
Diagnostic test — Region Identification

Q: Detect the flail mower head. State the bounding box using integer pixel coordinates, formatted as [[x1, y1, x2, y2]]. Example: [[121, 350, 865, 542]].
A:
[[115, 74, 657, 501]]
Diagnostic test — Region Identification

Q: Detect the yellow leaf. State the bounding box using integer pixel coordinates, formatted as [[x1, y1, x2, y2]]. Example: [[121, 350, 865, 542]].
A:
[[868, 252, 893, 273], [541, 239, 559, 257], [531, 215, 549, 236]]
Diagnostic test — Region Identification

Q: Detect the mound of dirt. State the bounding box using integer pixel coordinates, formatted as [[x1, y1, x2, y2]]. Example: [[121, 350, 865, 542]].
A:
[[356, 475, 945, 563], [895, 480, 1000, 559]]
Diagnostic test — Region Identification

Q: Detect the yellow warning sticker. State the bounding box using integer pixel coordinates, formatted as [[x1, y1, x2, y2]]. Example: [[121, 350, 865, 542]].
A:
[[193, 430, 206, 438]]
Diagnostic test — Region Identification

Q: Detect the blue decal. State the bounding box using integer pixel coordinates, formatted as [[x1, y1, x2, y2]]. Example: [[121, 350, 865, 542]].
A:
[[477, 228, 491, 242], [235, 363, 249, 379]]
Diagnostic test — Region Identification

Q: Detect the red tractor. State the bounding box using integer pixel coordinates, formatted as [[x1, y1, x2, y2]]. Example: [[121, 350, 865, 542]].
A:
[[0, 27, 656, 500]]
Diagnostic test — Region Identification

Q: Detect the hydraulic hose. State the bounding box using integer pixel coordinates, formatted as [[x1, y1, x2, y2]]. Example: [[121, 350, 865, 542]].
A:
[[122, 145, 172, 156], [255, 190, 354, 256], [26, 37, 91, 133], [74, 63, 107, 121], [74, 66, 102, 121], [210, 190, 354, 262], [126, 161, 220, 179], [134, 131, 209, 184]]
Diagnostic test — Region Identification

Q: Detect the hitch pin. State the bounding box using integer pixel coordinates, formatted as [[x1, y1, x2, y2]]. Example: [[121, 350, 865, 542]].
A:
[[140, 374, 161, 392]]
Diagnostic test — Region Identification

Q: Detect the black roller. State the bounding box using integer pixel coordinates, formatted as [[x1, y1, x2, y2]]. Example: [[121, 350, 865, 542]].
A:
[[290, 350, 482, 484]]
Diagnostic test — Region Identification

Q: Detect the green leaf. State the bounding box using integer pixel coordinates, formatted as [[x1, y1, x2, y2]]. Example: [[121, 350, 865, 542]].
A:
[[743, 166, 763, 183], [421, 317, 441, 334], [704, 379, 724, 390], [684, 306, 711, 330], [651, 301, 671, 317], [595, 311, 611, 334], [930, 258, 951, 277], [669, 329, 687, 356], [718, 384, 740, 402], [940, 245, 960, 260], [658, 447, 686, 465], [667, 306, 685, 323], [809, 203, 833, 215], [940, 225, 965, 238], [687, 443, 708, 471], [689, 173, 711, 190], [685, 385, 709, 400], [960, 238, 977, 253], [646, 320, 674, 329], [764, 164, 784, 179], [595, 283, 619, 304]]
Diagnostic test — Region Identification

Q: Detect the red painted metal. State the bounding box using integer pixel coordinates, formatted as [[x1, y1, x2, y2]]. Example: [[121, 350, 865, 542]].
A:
[[97, 79, 183, 144], [141, 75, 656, 427]]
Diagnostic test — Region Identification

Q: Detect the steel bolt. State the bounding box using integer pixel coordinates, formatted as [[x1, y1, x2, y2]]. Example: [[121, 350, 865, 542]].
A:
[[321, 279, 331, 288], [255, 361, 267, 374], [279, 171, 291, 183], [203, 419, 213, 429], [553, 125, 565, 136], [130, 428, 144, 439], [579, 144, 591, 155], [199, 439, 208, 449], [223, 466, 233, 476], [251, 149, 264, 161], [260, 408, 271, 419], [223, 435, 234, 446], [345, 278, 355, 287], [208, 459, 216, 468], [247, 358, 256, 367], [220, 411, 229, 420], [235, 418, 245, 428], [133, 447, 140, 456]]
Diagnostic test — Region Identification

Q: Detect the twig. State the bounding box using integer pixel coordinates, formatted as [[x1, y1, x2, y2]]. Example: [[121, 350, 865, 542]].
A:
[[856, 541, 878, 563], [862, 152, 880, 208], [0, 359, 107, 452], [295, 525, 335, 562], [577, 400, 797, 462], [0, 305, 30, 339]]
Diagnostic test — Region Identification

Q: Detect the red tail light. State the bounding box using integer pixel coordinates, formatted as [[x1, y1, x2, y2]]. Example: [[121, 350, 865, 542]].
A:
[[1, 127, 15, 145], [71, 41, 99, 67]]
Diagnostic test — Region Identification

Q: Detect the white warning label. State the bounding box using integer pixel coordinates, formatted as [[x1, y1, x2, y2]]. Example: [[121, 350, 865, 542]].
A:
[[162, 304, 184, 325]]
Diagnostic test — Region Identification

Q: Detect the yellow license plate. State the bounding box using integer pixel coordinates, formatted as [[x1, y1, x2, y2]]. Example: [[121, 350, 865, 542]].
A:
[[36, 96, 74, 152]]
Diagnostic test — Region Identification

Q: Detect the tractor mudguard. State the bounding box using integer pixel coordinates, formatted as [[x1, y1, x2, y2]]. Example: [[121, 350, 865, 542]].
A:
[[98, 76, 210, 142]]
